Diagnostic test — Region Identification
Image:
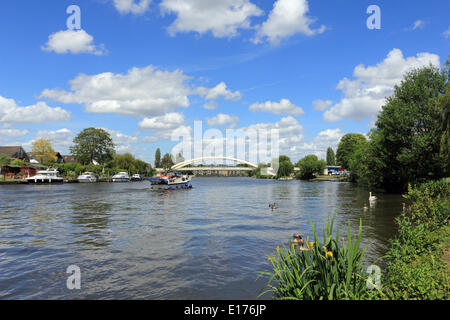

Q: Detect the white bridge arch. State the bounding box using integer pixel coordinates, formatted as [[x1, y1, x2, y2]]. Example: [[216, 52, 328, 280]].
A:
[[171, 156, 258, 170]]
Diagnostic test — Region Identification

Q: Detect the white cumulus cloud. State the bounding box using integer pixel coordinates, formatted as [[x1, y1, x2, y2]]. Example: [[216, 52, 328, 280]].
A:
[[322, 49, 440, 122], [253, 0, 325, 45], [0, 96, 71, 124], [42, 30, 106, 55], [195, 82, 242, 101], [206, 113, 239, 127], [113, 0, 152, 15], [40, 66, 191, 117], [160, 0, 263, 38], [249, 98, 304, 116], [312, 99, 332, 111]]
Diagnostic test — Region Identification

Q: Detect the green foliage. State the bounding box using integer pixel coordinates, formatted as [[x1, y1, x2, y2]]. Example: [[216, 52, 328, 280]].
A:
[[295, 155, 326, 180], [277, 155, 294, 178], [161, 153, 174, 169], [326, 147, 335, 166], [155, 148, 161, 168], [259, 215, 370, 300], [70, 128, 115, 165], [366, 65, 448, 192], [0, 154, 12, 166], [378, 179, 450, 300], [336, 134, 367, 170], [108, 153, 151, 174], [10, 159, 27, 167]]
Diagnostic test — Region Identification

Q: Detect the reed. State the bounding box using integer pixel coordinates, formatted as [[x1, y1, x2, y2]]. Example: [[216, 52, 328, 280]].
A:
[[259, 214, 370, 300]]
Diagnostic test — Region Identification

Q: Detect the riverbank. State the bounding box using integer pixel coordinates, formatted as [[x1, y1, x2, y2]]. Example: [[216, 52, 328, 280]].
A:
[[261, 178, 449, 300], [374, 179, 450, 299]]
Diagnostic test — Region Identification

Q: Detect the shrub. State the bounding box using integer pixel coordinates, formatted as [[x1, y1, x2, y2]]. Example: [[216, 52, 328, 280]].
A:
[[259, 215, 371, 300]]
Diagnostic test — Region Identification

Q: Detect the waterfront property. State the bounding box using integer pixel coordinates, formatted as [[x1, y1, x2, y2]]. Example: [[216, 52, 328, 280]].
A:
[[0, 164, 47, 179], [0, 146, 29, 162]]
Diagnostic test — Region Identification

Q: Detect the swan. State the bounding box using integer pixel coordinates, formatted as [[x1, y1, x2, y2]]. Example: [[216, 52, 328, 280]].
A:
[[369, 192, 377, 201]]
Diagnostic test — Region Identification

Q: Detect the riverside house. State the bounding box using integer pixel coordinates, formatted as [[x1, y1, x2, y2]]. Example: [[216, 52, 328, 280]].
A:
[[0, 146, 29, 162]]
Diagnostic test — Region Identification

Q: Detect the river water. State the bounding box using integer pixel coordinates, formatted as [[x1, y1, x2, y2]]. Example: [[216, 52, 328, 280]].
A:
[[0, 177, 403, 299]]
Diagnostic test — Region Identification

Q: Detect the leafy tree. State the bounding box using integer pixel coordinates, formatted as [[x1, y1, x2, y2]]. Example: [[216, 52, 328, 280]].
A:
[[11, 159, 27, 167], [369, 65, 448, 192], [70, 128, 115, 165], [437, 82, 450, 175], [326, 147, 336, 166], [161, 153, 174, 169], [336, 134, 367, 169], [32, 138, 57, 163], [296, 155, 326, 180], [0, 154, 11, 166], [155, 148, 161, 168], [277, 155, 294, 178]]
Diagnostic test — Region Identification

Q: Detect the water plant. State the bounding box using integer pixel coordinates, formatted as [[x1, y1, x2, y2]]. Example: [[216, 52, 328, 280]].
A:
[[259, 214, 370, 300]]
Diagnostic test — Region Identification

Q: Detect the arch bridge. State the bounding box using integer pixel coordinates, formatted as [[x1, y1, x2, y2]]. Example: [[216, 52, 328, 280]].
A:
[[171, 156, 258, 173]]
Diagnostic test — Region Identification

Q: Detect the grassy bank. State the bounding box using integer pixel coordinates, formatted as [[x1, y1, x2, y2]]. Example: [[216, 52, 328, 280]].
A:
[[261, 178, 450, 300], [374, 179, 450, 299]]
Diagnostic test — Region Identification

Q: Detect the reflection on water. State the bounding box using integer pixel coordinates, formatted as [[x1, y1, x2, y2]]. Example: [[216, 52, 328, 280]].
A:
[[0, 178, 402, 299]]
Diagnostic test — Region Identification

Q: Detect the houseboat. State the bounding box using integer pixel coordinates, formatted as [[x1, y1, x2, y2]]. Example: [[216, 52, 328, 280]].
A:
[[26, 169, 64, 184]]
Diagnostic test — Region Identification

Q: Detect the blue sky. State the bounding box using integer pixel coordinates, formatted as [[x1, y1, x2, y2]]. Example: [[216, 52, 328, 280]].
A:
[[0, 0, 449, 165]]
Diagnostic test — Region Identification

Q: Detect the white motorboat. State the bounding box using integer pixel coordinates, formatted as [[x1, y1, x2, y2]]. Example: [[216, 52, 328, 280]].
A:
[[131, 174, 143, 182], [148, 172, 192, 190], [26, 169, 64, 184], [77, 172, 97, 183], [112, 172, 130, 182]]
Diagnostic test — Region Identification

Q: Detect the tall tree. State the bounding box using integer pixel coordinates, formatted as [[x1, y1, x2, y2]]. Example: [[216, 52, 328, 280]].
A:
[[161, 153, 174, 169], [277, 155, 294, 178], [70, 128, 115, 165], [336, 134, 367, 169], [32, 138, 57, 163], [326, 147, 336, 166], [155, 148, 161, 168], [369, 65, 448, 192], [296, 155, 326, 180]]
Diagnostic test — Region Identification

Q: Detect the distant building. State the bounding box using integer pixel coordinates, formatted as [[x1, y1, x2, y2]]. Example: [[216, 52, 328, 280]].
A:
[[27, 152, 70, 164], [62, 155, 76, 163], [0, 146, 29, 161]]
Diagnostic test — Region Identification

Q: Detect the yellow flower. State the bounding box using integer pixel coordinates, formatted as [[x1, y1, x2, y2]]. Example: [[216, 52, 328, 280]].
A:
[[276, 245, 280, 253], [326, 251, 333, 259], [322, 246, 327, 251], [310, 241, 315, 247], [268, 256, 272, 261]]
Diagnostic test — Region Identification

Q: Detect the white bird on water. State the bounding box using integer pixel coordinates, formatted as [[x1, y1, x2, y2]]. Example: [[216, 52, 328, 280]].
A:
[[369, 192, 377, 202]]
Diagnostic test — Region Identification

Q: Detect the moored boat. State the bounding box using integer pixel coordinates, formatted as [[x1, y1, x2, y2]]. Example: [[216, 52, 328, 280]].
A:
[[148, 172, 192, 190], [131, 174, 143, 182], [77, 172, 97, 183], [112, 172, 130, 182], [26, 169, 64, 184]]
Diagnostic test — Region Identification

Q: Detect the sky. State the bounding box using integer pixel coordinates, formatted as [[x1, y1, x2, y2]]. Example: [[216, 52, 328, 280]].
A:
[[0, 0, 449, 166]]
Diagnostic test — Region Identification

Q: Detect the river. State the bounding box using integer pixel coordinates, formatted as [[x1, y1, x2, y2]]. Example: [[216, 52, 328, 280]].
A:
[[0, 177, 403, 299]]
